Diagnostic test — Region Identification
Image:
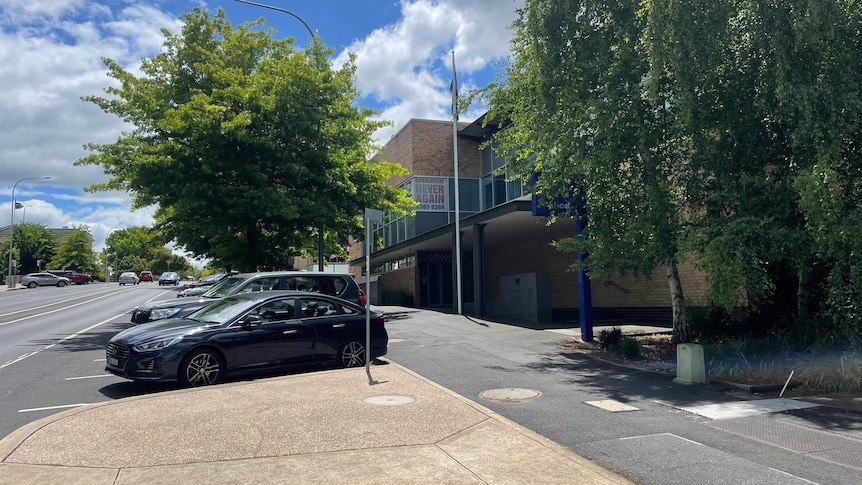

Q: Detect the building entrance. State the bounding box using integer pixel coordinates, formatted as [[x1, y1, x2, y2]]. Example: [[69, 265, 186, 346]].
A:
[[419, 258, 453, 308], [417, 251, 473, 310]]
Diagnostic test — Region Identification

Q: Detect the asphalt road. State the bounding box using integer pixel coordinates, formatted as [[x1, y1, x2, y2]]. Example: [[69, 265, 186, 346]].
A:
[[0, 283, 181, 438], [382, 307, 860, 485], [1, 291, 859, 484]]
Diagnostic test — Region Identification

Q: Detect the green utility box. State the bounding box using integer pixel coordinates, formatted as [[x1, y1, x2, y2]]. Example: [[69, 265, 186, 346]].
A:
[[674, 343, 706, 384]]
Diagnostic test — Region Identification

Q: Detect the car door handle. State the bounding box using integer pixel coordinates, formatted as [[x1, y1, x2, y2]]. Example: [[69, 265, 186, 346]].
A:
[[283, 329, 298, 334], [332, 324, 346, 328]]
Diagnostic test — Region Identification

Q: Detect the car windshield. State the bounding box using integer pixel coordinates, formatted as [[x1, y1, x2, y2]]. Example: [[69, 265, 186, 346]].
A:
[[187, 297, 257, 324], [200, 275, 250, 298]]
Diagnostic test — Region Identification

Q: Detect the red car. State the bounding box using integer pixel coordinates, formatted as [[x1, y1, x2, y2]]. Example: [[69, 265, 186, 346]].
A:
[[139, 271, 154, 282]]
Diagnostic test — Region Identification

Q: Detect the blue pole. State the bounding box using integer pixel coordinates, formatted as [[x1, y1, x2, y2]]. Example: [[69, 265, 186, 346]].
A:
[[576, 189, 593, 341]]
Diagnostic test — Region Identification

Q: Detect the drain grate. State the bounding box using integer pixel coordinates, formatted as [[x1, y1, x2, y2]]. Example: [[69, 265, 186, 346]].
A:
[[709, 416, 862, 470]]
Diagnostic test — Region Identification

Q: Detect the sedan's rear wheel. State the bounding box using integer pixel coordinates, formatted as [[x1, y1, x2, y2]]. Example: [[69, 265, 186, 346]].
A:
[[27, 282, 37, 288], [338, 340, 366, 368], [179, 349, 223, 387]]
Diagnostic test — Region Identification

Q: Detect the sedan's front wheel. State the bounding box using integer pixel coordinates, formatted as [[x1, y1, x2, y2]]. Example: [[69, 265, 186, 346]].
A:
[[57, 281, 66, 287], [179, 349, 223, 387], [338, 340, 366, 368]]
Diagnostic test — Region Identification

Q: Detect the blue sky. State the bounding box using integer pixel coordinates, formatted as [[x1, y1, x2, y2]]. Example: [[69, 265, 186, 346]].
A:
[[0, 0, 522, 256]]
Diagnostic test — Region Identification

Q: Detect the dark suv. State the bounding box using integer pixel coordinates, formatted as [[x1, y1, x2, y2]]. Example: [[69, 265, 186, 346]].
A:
[[130, 271, 365, 325]]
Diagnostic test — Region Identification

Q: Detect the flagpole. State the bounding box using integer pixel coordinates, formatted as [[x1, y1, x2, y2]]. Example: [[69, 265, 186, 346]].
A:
[[451, 51, 463, 315]]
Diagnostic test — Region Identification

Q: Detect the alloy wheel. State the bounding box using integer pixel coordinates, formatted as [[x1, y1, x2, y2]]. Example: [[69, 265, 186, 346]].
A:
[[339, 340, 366, 368], [182, 350, 221, 386]]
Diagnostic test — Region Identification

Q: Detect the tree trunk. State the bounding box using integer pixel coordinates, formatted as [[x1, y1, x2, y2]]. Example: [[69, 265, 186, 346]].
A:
[[667, 262, 688, 344]]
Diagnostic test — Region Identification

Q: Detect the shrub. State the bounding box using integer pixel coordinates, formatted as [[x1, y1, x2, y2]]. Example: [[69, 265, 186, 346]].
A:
[[687, 305, 739, 341], [795, 352, 862, 393], [619, 336, 641, 358], [597, 327, 622, 349]]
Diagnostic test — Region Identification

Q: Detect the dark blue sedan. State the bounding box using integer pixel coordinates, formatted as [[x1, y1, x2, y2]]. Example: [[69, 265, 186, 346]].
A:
[[158, 271, 180, 286], [106, 291, 388, 386]]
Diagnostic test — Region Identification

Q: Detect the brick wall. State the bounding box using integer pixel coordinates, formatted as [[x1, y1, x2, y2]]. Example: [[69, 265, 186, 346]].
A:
[[376, 119, 479, 186], [380, 266, 417, 295], [484, 232, 710, 309]]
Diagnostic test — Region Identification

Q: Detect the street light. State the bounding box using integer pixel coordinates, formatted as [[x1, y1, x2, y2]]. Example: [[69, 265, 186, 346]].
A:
[[234, 0, 326, 272], [7, 176, 50, 287], [234, 0, 314, 38]]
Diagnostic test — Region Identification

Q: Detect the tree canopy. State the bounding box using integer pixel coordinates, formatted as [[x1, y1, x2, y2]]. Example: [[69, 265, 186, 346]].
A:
[[2, 223, 56, 276], [104, 226, 192, 276], [478, 0, 862, 344], [49, 226, 97, 274], [77, 8, 413, 272]]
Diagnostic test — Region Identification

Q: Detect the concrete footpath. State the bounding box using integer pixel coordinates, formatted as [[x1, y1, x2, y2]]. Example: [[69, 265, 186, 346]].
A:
[[0, 361, 634, 485]]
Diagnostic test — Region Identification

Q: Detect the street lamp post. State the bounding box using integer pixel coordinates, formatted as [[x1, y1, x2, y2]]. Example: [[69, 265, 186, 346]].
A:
[[234, 0, 326, 272], [7, 177, 50, 287], [104, 227, 121, 283]]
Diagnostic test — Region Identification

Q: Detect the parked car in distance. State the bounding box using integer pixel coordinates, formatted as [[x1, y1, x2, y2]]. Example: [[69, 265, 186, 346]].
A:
[[158, 271, 180, 286], [47, 270, 91, 285], [118, 272, 140, 285], [21, 272, 71, 288], [176, 272, 228, 297], [107, 291, 387, 386], [139, 271, 154, 282], [131, 271, 366, 325]]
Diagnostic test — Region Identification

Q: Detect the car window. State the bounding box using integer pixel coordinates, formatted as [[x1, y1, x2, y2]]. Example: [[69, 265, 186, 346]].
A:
[[283, 276, 317, 292], [317, 276, 347, 296], [299, 297, 340, 318], [202, 276, 248, 297], [238, 277, 282, 293], [252, 297, 298, 323]]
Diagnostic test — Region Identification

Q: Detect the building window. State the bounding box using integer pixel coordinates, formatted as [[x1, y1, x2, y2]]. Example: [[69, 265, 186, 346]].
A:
[[371, 253, 416, 275]]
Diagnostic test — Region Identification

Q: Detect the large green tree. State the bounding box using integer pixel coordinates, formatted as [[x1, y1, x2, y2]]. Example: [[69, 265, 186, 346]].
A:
[[2, 223, 56, 277], [77, 8, 412, 272], [478, 0, 862, 344], [49, 226, 97, 274], [103, 226, 192, 276], [479, 0, 695, 343]]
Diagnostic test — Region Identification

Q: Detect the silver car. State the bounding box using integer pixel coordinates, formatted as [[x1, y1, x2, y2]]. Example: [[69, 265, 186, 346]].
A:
[[118, 272, 140, 285], [21, 272, 71, 288]]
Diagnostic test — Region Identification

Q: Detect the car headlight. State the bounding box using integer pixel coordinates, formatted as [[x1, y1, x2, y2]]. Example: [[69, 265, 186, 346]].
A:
[[149, 308, 182, 320], [132, 336, 183, 352]]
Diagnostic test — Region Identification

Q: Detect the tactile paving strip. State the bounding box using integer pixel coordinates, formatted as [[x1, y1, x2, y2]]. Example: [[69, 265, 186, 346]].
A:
[[708, 415, 862, 470]]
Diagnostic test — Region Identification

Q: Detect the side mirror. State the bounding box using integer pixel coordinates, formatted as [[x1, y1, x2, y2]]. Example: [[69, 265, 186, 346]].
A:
[[240, 315, 262, 327]]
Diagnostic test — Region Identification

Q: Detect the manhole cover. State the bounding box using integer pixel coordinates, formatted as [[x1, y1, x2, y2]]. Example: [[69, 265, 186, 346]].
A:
[[480, 388, 542, 403], [361, 394, 419, 406]]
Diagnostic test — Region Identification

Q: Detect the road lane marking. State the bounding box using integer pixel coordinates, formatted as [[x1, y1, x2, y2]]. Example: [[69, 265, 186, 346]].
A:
[[620, 432, 703, 446], [19, 403, 91, 413], [0, 292, 130, 327], [0, 313, 125, 371], [0, 287, 128, 318], [65, 374, 114, 381], [768, 468, 819, 484]]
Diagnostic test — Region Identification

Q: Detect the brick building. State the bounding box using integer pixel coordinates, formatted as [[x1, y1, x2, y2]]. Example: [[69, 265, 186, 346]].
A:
[[348, 117, 709, 326]]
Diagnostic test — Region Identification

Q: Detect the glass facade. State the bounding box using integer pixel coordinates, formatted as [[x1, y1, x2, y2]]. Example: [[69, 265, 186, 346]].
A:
[[370, 137, 525, 276], [376, 176, 480, 250]]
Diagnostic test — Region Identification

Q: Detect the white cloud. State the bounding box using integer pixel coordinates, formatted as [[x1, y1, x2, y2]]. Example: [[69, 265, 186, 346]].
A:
[[334, 0, 520, 143], [1, 0, 522, 253]]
